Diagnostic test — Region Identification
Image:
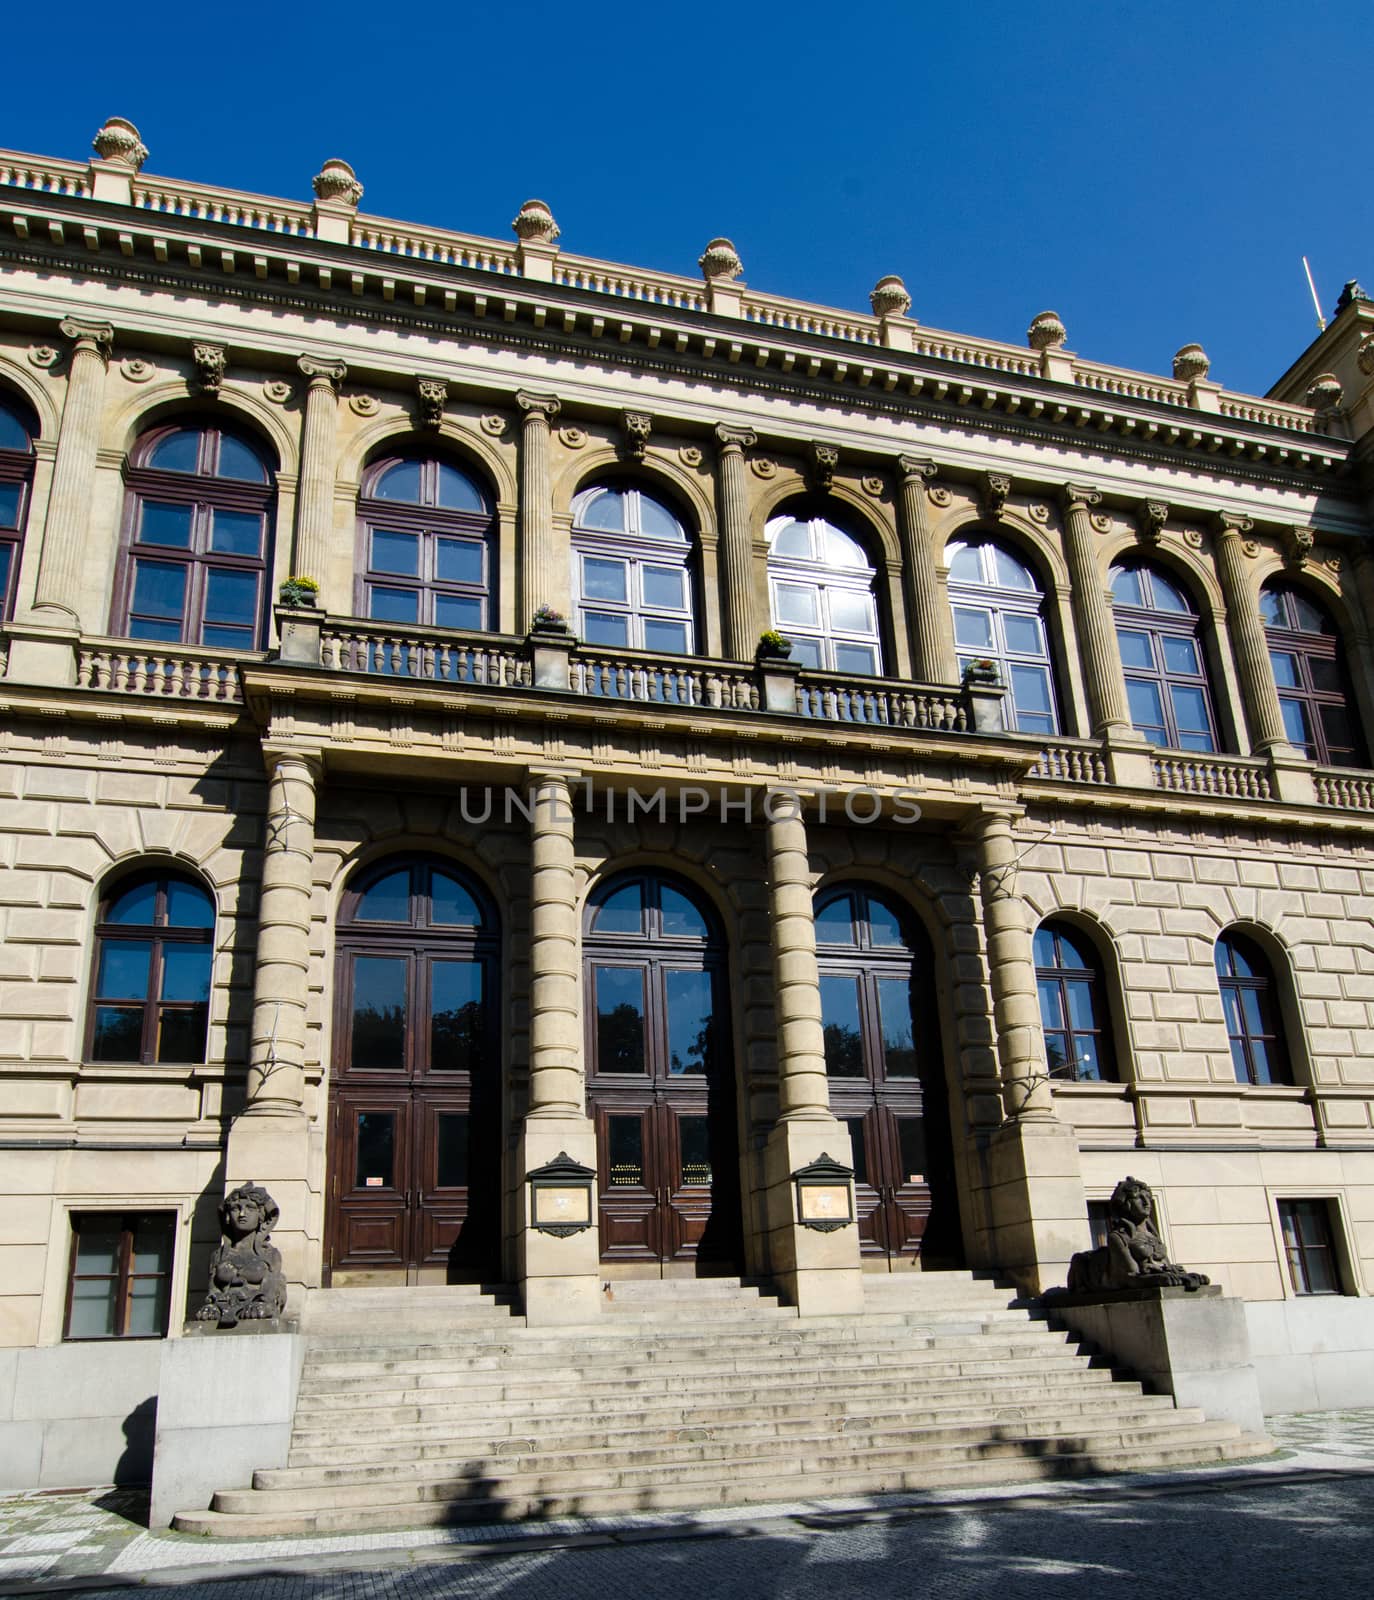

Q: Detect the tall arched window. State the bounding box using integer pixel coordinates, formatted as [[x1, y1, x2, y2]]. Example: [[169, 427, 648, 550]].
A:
[[1215, 931, 1292, 1086], [1110, 560, 1218, 751], [767, 511, 882, 675], [116, 423, 274, 650], [1033, 920, 1116, 1081], [572, 483, 695, 654], [1260, 581, 1366, 767], [0, 393, 37, 620], [584, 872, 738, 1267], [947, 536, 1061, 734], [329, 857, 500, 1280], [86, 870, 214, 1064], [358, 455, 494, 630], [814, 885, 959, 1262]]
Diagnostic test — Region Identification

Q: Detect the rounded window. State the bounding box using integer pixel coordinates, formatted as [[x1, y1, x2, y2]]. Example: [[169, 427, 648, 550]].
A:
[[1033, 920, 1116, 1081], [767, 512, 882, 675], [1260, 581, 1365, 766], [947, 537, 1060, 734], [0, 392, 36, 620], [572, 483, 695, 655], [1110, 560, 1218, 751]]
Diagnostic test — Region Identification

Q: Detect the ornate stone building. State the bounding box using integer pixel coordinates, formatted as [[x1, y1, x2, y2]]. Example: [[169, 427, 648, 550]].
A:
[[1, 117, 1373, 1496]]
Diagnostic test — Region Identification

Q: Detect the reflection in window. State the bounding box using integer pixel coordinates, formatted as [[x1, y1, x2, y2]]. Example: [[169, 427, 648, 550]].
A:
[[1261, 582, 1366, 767], [947, 537, 1060, 733], [594, 966, 647, 1073], [1278, 1199, 1342, 1294], [1215, 931, 1291, 1085], [572, 483, 695, 655], [0, 393, 36, 621], [1111, 560, 1218, 751], [65, 1213, 174, 1340], [767, 512, 882, 675], [1033, 921, 1116, 1081]]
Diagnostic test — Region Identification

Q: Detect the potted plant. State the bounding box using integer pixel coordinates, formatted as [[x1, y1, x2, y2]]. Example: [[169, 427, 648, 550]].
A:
[[756, 629, 794, 662], [962, 657, 1000, 684], [531, 603, 570, 634], [278, 575, 320, 610]]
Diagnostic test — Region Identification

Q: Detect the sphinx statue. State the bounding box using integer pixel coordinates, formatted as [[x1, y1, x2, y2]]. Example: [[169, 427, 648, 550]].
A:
[[195, 1181, 287, 1327], [1066, 1176, 1210, 1294]]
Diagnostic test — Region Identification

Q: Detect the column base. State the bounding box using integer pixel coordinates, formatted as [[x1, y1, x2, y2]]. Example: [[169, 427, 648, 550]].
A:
[[761, 1116, 863, 1316], [224, 1108, 323, 1303], [4, 617, 79, 687], [983, 1115, 1090, 1296], [515, 1114, 603, 1326], [1267, 747, 1318, 805], [1103, 732, 1154, 789]]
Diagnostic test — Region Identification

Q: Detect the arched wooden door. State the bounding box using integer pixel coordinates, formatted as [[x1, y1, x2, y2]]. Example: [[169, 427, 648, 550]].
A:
[[584, 873, 741, 1270], [815, 884, 962, 1265], [326, 858, 501, 1283]]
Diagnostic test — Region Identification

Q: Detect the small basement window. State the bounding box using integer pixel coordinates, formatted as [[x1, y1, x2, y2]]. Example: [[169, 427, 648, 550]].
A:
[[64, 1212, 176, 1339], [1277, 1199, 1343, 1296]]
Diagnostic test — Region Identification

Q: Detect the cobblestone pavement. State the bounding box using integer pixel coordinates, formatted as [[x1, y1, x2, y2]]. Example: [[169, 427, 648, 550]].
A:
[[0, 1411, 1371, 1597]]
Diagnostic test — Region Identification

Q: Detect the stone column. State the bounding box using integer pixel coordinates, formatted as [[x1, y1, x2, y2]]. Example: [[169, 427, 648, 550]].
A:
[[1212, 513, 1289, 753], [293, 356, 346, 596], [1059, 484, 1132, 738], [516, 767, 600, 1324], [518, 391, 562, 625], [970, 806, 1090, 1295], [760, 792, 862, 1315], [897, 456, 957, 684], [715, 424, 760, 660], [226, 747, 323, 1298]]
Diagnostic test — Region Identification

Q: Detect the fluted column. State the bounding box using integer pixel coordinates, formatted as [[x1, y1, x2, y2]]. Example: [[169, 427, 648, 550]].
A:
[[527, 768, 582, 1117], [244, 750, 320, 1114], [974, 808, 1053, 1121], [716, 424, 760, 659], [293, 355, 346, 593], [32, 317, 114, 618], [765, 796, 831, 1120], [1060, 484, 1133, 736], [898, 455, 957, 683], [518, 391, 562, 623], [1213, 512, 1289, 752]]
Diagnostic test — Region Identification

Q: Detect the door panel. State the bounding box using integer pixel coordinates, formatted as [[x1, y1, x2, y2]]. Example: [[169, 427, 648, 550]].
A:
[[596, 1104, 660, 1261], [331, 1092, 411, 1271]]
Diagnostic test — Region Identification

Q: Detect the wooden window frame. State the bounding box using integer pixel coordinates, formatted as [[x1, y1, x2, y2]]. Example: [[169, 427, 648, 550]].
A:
[[1277, 1198, 1344, 1295], [571, 483, 698, 657], [63, 1211, 176, 1340], [1215, 931, 1292, 1086], [948, 536, 1062, 735], [1034, 920, 1117, 1082], [0, 393, 37, 622], [1261, 582, 1367, 767], [1112, 560, 1220, 753], [766, 511, 884, 677]]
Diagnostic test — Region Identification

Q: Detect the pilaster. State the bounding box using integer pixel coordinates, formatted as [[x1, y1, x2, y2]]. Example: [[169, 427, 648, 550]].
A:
[[898, 457, 958, 684], [518, 392, 563, 624], [293, 356, 346, 602], [715, 425, 760, 659]]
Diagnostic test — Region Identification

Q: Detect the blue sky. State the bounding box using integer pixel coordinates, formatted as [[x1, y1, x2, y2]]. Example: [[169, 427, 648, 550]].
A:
[[3, 2, 1368, 397]]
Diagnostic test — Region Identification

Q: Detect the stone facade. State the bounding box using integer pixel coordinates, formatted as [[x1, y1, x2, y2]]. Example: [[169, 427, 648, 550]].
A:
[[1, 120, 1373, 1483]]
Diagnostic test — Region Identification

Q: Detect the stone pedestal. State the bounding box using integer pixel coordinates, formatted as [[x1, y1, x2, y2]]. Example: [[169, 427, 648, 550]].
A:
[[530, 628, 574, 690], [983, 1117, 1091, 1296], [761, 1117, 863, 1317], [223, 1112, 321, 1297], [515, 1116, 601, 1326], [3, 618, 79, 687], [274, 605, 323, 666], [1046, 1286, 1265, 1435]]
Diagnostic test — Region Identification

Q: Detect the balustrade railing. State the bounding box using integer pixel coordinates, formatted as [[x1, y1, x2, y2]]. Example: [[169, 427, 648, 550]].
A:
[[569, 649, 758, 708], [1026, 742, 1110, 783], [1151, 752, 1272, 800], [77, 643, 245, 702], [1314, 769, 1374, 810], [793, 672, 967, 731], [320, 624, 530, 687], [0, 155, 88, 198], [553, 256, 707, 309], [132, 178, 315, 235]]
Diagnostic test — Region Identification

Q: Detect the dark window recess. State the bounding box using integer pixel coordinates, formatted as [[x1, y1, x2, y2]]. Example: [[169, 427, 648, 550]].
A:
[[1215, 932, 1292, 1086], [1034, 921, 1117, 1082], [1087, 1201, 1113, 1252], [1278, 1199, 1343, 1295], [1110, 560, 1220, 752], [65, 1212, 175, 1339], [1260, 582, 1367, 767]]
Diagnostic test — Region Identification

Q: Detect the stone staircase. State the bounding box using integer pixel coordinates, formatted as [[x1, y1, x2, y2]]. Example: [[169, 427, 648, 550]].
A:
[[173, 1274, 1269, 1536]]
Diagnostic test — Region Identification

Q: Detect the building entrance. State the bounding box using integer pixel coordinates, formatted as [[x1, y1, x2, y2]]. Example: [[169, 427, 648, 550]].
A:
[[325, 858, 501, 1282]]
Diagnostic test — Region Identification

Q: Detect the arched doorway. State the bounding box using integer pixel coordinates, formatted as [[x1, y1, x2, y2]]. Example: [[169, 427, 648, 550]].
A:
[[327, 857, 501, 1283], [815, 884, 962, 1266], [584, 872, 741, 1271]]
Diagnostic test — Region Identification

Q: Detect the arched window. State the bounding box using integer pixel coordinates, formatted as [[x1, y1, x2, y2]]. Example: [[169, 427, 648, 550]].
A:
[[767, 511, 882, 675], [1033, 921, 1116, 1081], [1215, 931, 1292, 1086], [584, 872, 739, 1266], [87, 871, 214, 1063], [1260, 581, 1366, 767], [814, 885, 959, 1261], [1110, 560, 1218, 751], [572, 483, 695, 654], [0, 393, 36, 620], [948, 537, 1061, 734], [116, 422, 274, 650], [329, 857, 500, 1279], [358, 455, 494, 630]]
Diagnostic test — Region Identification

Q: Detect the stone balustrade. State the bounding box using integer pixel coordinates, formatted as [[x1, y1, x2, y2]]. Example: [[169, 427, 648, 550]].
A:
[[570, 648, 758, 709], [1314, 769, 1374, 810], [76, 642, 244, 702], [792, 671, 967, 731], [319, 623, 530, 687], [1027, 742, 1111, 784], [1150, 751, 1273, 800]]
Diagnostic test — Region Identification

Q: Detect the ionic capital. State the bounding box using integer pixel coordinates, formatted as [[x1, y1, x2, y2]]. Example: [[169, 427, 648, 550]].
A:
[[59, 317, 114, 362], [715, 423, 757, 454], [1213, 510, 1255, 541], [517, 390, 562, 423], [897, 454, 938, 484], [297, 354, 347, 390], [1061, 482, 1101, 513]]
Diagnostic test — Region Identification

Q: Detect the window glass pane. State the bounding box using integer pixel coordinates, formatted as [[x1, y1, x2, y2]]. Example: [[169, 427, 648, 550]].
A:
[[0, 403, 31, 451], [155, 1000, 207, 1062], [878, 977, 917, 1077], [643, 619, 690, 654], [592, 881, 644, 936], [1221, 986, 1244, 1036], [1290, 591, 1328, 634], [660, 887, 708, 939], [897, 1118, 927, 1184], [356, 869, 410, 923], [815, 895, 856, 945], [1169, 684, 1213, 738], [642, 564, 686, 610], [678, 1115, 712, 1186], [846, 1117, 869, 1186], [774, 583, 818, 626], [68, 1277, 117, 1339], [138, 501, 193, 548], [0, 484, 19, 528], [1228, 1037, 1251, 1083], [1304, 1248, 1339, 1294], [1003, 613, 1043, 654], [355, 1112, 396, 1188], [1249, 1037, 1275, 1084], [953, 607, 994, 650], [789, 636, 823, 669], [1162, 636, 1201, 676], [819, 974, 865, 1077], [581, 488, 627, 532], [834, 643, 879, 676], [607, 1115, 644, 1186], [1308, 656, 1343, 695], [1280, 699, 1314, 751], [91, 1006, 143, 1061], [206, 509, 263, 557], [1038, 978, 1066, 1030], [435, 538, 483, 586], [430, 959, 483, 1071], [1175, 729, 1216, 753], [1010, 664, 1053, 715], [204, 569, 258, 630], [1126, 678, 1166, 736], [132, 1216, 174, 1274], [771, 520, 812, 558], [1073, 1036, 1102, 1081], [665, 968, 713, 1075], [431, 872, 480, 927], [1116, 628, 1154, 669], [148, 431, 201, 473], [162, 879, 212, 928], [97, 941, 152, 1000], [107, 880, 157, 925], [824, 523, 869, 569], [1258, 588, 1284, 627], [375, 461, 423, 502], [436, 463, 485, 511], [638, 494, 683, 540], [127, 1274, 170, 1336], [1110, 566, 1144, 606], [1319, 702, 1356, 754], [371, 529, 419, 577], [369, 586, 419, 624], [993, 546, 1036, 591], [129, 560, 187, 637], [161, 945, 211, 1003], [1240, 987, 1265, 1033], [75, 1219, 123, 1275], [436, 1113, 469, 1188], [595, 966, 646, 1073], [1055, 929, 1088, 969], [582, 610, 628, 647], [216, 435, 267, 483], [829, 589, 876, 633], [947, 542, 981, 582], [350, 956, 407, 1069], [1033, 926, 1056, 967], [1269, 650, 1300, 688], [1065, 979, 1097, 1032], [434, 594, 484, 630], [1149, 570, 1192, 613]]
